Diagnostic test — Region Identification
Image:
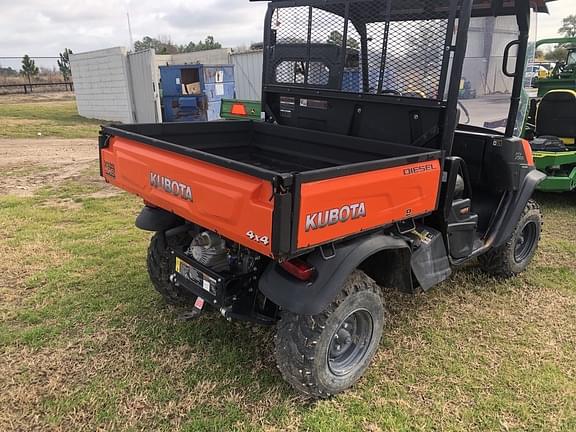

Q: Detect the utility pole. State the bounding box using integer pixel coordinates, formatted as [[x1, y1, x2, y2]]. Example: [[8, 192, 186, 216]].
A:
[[127, 11, 134, 51]]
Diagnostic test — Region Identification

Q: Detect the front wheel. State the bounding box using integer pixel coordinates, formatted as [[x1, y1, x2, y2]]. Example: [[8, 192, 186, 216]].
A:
[[274, 271, 386, 398], [479, 199, 542, 277]]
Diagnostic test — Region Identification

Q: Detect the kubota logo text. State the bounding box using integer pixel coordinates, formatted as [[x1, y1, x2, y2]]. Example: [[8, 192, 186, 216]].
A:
[[305, 203, 366, 232], [150, 173, 193, 201]]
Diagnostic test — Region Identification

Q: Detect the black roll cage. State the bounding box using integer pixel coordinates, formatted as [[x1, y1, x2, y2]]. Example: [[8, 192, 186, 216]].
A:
[[255, 0, 554, 153]]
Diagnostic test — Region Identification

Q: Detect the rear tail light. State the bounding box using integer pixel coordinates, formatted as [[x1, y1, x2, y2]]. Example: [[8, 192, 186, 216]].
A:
[[280, 258, 316, 282], [521, 139, 535, 166]]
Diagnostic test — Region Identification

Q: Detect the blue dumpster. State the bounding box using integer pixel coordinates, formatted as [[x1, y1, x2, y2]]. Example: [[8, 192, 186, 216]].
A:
[[160, 64, 235, 122]]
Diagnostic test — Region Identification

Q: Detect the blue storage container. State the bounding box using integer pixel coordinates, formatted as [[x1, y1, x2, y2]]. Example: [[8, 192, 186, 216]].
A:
[[342, 69, 361, 93], [160, 64, 235, 122], [163, 96, 206, 122]]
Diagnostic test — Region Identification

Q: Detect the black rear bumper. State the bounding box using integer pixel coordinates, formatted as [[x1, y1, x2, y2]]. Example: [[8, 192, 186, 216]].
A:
[[170, 252, 275, 325]]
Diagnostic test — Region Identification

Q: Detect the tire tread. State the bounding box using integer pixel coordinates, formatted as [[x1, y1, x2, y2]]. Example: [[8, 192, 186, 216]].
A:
[[479, 199, 542, 277], [274, 271, 383, 398], [147, 232, 196, 306]]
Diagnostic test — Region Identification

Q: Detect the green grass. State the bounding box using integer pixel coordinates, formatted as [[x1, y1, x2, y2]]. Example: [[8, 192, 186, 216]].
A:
[[0, 99, 101, 138], [0, 97, 574, 430], [1, 166, 575, 431]]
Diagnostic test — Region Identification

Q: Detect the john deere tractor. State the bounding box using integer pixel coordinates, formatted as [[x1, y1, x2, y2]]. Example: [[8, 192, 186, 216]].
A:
[[533, 38, 576, 97], [524, 38, 576, 192]]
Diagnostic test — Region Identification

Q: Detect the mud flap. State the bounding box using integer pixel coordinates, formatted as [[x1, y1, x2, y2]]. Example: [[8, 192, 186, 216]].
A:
[[492, 169, 546, 248], [408, 227, 452, 291], [135, 206, 183, 232]]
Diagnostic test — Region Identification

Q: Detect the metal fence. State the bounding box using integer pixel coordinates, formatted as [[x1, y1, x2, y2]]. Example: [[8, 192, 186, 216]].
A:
[[0, 56, 72, 95], [0, 82, 73, 95]]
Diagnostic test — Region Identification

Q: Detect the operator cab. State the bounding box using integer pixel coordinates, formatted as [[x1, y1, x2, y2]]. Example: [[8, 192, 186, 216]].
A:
[[256, 0, 552, 264], [552, 48, 576, 79]]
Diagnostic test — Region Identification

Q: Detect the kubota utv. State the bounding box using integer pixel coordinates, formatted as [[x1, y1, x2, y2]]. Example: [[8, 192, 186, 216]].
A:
[[99, 0, 549, 398]]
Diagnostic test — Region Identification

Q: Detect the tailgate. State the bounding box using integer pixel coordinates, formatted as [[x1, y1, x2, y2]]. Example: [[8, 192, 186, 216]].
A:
[[100, 135, 277, 257]]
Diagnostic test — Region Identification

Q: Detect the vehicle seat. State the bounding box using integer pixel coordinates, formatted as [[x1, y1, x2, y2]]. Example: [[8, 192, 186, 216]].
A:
[[536, 90, 576, 141], [530, 136, 567, 152]]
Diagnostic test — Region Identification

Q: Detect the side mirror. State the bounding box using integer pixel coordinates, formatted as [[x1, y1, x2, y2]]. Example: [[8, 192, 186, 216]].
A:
[[502, 40, 520, 78]]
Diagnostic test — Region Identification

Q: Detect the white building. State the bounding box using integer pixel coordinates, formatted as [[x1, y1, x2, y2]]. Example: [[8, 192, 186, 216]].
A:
[[70, 47, 262, 123]]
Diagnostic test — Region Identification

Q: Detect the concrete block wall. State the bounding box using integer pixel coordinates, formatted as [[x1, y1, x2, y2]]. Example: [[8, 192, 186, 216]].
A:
[[155, 54, 173, 69], [153, 49, 232, 69], [170, 49, 232, 66], [70, 47, 135, 123]]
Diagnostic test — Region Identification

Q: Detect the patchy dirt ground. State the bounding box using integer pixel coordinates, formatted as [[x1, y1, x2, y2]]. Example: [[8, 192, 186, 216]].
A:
[[0, 138, 113, 196]]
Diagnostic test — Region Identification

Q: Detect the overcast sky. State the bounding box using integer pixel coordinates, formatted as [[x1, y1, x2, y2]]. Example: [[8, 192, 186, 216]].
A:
[[0, 0, 573, 69]]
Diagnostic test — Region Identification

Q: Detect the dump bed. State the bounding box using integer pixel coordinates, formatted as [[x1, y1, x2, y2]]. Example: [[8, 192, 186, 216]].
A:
[[100, 121, 442, 258]]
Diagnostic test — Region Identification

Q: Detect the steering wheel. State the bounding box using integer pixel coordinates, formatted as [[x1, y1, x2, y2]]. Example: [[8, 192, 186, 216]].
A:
[[457, 100, 471, 125], [551, 61, 565, 79]]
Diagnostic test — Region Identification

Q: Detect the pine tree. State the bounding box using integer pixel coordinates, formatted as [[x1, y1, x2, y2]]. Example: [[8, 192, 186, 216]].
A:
[[58, 48, 73, 82], [20, 55, 39, 85]]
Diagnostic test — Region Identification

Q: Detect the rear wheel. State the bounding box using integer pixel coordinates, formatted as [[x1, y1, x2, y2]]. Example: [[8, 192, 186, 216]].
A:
[[479, 199, 542, 277], [274, 271, 386, 398], [147, 232, 197, 306]]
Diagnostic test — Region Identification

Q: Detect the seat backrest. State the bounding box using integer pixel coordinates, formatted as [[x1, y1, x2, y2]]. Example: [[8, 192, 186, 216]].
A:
[[536, 90, 576, 138]]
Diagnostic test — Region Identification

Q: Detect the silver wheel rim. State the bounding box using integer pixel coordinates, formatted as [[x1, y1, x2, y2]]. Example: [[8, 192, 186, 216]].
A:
[[327, 309, 374, 377]]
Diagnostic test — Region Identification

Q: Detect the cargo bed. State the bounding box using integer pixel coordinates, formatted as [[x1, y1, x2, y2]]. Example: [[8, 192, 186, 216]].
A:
[[100, 121, 443, 258], [102, 121, 440, 183]]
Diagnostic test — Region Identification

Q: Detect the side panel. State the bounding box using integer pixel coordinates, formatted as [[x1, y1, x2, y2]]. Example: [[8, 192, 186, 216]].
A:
[[296, 160, 442, 249], [101, 137, 275, 256]]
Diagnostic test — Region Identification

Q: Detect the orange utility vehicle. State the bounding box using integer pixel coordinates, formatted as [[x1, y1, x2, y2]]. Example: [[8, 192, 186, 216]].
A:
[[100, 0, 549, 397]]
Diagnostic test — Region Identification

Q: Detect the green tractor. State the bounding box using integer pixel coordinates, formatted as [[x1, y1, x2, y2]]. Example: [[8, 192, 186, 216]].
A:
[[524, 38, 576, 192], [533, 38, 576, 97]]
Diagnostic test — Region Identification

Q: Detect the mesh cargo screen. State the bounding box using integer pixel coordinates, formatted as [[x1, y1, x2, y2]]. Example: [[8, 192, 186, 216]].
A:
[[267, 0, 461, 101]]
